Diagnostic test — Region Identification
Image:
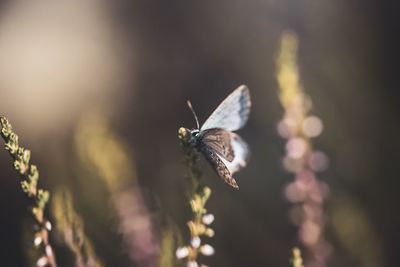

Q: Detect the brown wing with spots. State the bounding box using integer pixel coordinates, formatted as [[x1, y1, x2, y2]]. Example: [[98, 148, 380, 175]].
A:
[[200, 128, 234, 162], [198, 143, 239, 189]]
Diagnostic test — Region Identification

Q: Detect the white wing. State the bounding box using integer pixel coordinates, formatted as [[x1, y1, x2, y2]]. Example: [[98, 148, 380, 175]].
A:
[[219, 133, 250, 174], [201, 85, 251, 131]]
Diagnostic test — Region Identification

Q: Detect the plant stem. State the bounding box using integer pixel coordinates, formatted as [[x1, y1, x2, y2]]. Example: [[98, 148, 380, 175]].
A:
[[0, 116, 57, 267]]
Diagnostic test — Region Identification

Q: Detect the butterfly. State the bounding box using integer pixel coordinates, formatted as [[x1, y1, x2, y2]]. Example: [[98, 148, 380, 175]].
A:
[[182, 85, 251, 189]]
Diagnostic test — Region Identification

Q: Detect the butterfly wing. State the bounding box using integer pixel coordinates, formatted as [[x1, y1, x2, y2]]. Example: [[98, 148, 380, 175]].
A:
[[198, 143, 239, 189], [200, 85, 251, 132], [198, 129, 250, 189], [219, 133, 250, 174], [199, 128, 234, 162]]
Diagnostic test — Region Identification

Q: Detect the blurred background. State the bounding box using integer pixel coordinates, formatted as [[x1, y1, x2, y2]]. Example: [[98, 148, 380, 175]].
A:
[[0, 0, 399, 266]]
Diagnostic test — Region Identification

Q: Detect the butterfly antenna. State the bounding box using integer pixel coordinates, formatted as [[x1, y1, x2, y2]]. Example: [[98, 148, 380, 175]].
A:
[[187, 100, 200, 129]]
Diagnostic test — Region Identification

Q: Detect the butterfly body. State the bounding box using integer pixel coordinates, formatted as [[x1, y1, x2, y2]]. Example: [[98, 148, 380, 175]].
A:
[[182, 85, 251, 189]]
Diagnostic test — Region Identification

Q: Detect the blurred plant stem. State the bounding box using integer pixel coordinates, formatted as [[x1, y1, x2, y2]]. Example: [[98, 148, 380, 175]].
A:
[[52, 187, 103, 267], [176, 128, 215, 267], [0, 116, 57, 267], [159, 228, 176, 267], [331, 195, 384, 267], [75, 111, 159, 267], [276, 32, 332, 267]]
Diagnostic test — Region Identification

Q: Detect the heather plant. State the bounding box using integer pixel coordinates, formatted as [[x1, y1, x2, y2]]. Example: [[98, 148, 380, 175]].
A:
[[74, 112, 160, 267], [276, 32, 332, 266], [0, 116, 57, 267], [52, 187, 103, 267], [175, 128, 215, 267]]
